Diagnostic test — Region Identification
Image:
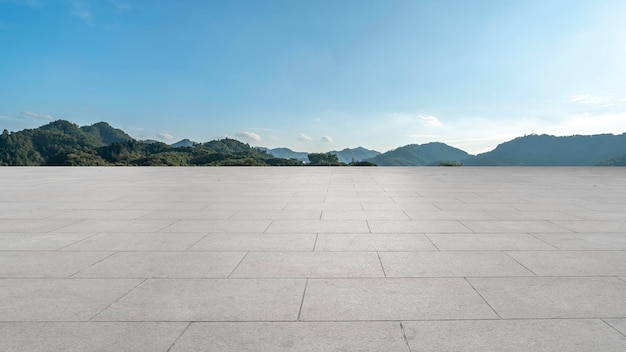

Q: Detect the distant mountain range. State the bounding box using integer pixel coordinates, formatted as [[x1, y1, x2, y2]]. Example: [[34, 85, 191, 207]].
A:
[[1, 120, 625, 166], [258, 146, 380, 163], [365, 142, 470, 166], [463, 133, 626, 166]]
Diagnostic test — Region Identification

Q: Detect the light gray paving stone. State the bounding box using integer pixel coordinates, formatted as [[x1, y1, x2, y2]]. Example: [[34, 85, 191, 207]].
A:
[[170, 322, 408, 352], [551, 221, 626, 233], [533, 233, 626, 250], [403, 319, 626, 352], [461, 220, 570, 233], [160, 219, 272, 233], [0, 279, 142, 321], [468, 277, 626, 318], [321, 210, 410, 220], [0, 209, 68, 220], [427, 233, 557, 250], [124, 202, 210, 210], [0, 252, 113, 278], [0, 322, 187, 352], [505, 251, 626, 276], [138, 209, 238, 220], [564, 210, 626, 221], [485, 210, 582, 220], [49, 210, 154, 220], [189, 233, 316, 251], [368, 220, 471, 233], [231, 252, 384, 278], [379, 251, 533, 277], [508, 203, 587, 211], [0, 220, 79, 233], [265, 220, 370, 233], [53, 220, 176, 233], [404, 210, 497, 220], [300, 278, 498, 321], [315, 233, 437, 251], [360, 202, 404, 211], [94, 279, 306, 321], [230, 210, 322, 220], [0, 232, 95, 250], [75, 252, 246, 278], [62, 232, 207, 251], [604, 319, 626, 336], [433, 203, 518, 211]]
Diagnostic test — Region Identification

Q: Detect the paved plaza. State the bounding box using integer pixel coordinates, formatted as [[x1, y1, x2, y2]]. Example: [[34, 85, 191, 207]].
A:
[[1, 166, 625, 351]]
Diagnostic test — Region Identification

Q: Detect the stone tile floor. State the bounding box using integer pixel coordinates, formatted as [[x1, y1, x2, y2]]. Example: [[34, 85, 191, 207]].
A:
[[0, 167, 625, 351]]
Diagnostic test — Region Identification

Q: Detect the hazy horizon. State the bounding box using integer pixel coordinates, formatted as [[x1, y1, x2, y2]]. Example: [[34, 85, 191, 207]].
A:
[[1, 0, 625, 154]]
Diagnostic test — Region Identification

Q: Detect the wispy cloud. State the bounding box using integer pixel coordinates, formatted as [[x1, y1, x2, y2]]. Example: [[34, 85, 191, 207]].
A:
[[298, 133, 313, 142], [569, 94, 611, 105], [20, 110, 54, 121], [158, 132, 173, 140], [390, 112, 443, 127], [321, 135, 333, 143], [418, 115, 443, 127], [70, 0, 92, 24], [236, 131, 262, 143]]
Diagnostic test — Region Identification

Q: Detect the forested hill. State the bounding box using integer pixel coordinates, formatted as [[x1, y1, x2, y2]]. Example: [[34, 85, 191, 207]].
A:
[[0, 120, 300, 166], [463, 133, 626, 166], [365, 142, 470, 166]]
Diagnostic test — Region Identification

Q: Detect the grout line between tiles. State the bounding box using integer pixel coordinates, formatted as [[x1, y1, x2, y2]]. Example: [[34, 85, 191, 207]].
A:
[[88, 278, 148, 322], [69, 251, 118, 277], [376, 251, 387, 277], [465, 278, 502, 320], [502, 251, 538, 276], [227, 252, 249, 278], [166, 321, 192, 352], [297, 279, 309, 321], [423, 233, 440, 251], [399, 321, 413, 352]]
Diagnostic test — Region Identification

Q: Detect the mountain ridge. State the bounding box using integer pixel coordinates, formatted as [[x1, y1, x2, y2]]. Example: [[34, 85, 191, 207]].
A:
[[2, 120, 625, 166]]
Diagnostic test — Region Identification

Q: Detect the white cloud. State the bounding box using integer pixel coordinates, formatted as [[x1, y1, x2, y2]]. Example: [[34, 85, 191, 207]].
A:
[[70, 0, 92, 24], [418, 115, 443, 127], [236, 131, 262, 143], [298, 133, 313, 142], [569, 94, 611, 105], [321, 135, 333, 143], [20, 110, 54, 121], [550, 112, 626, 136], [389, 112, 443, 127], [158, 132, 173, 140]]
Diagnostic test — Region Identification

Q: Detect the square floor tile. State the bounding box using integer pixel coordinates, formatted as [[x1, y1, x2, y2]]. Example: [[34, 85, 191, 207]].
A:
[[300, 278, 497, 321], [468, 277, 626, 318], [404, 319, 626, 352], [170, 322, 408, 352], [94, 279, 305, 321], [379, 251, 533, 277], [231, 252, 384, 278], [0, 279, 142, 321], [75, 252, 246, 278], [0, 322, 187, 352]]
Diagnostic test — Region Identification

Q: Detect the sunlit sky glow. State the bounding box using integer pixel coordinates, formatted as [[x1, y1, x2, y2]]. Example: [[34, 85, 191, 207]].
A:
[[1, 0, 625, 154]]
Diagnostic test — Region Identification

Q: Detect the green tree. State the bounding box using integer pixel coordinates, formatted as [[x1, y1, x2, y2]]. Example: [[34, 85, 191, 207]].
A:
[[307, 152, 341, 166]]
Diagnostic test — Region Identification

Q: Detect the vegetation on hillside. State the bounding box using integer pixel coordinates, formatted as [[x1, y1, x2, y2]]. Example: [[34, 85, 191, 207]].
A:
[[463, 133, 626, 166], [365, 142, 470, 166], [0, 120, 302, 166]]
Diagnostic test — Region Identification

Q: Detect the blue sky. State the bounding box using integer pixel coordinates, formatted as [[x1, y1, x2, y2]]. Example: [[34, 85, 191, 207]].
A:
[[1, 0, 625, 154]]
